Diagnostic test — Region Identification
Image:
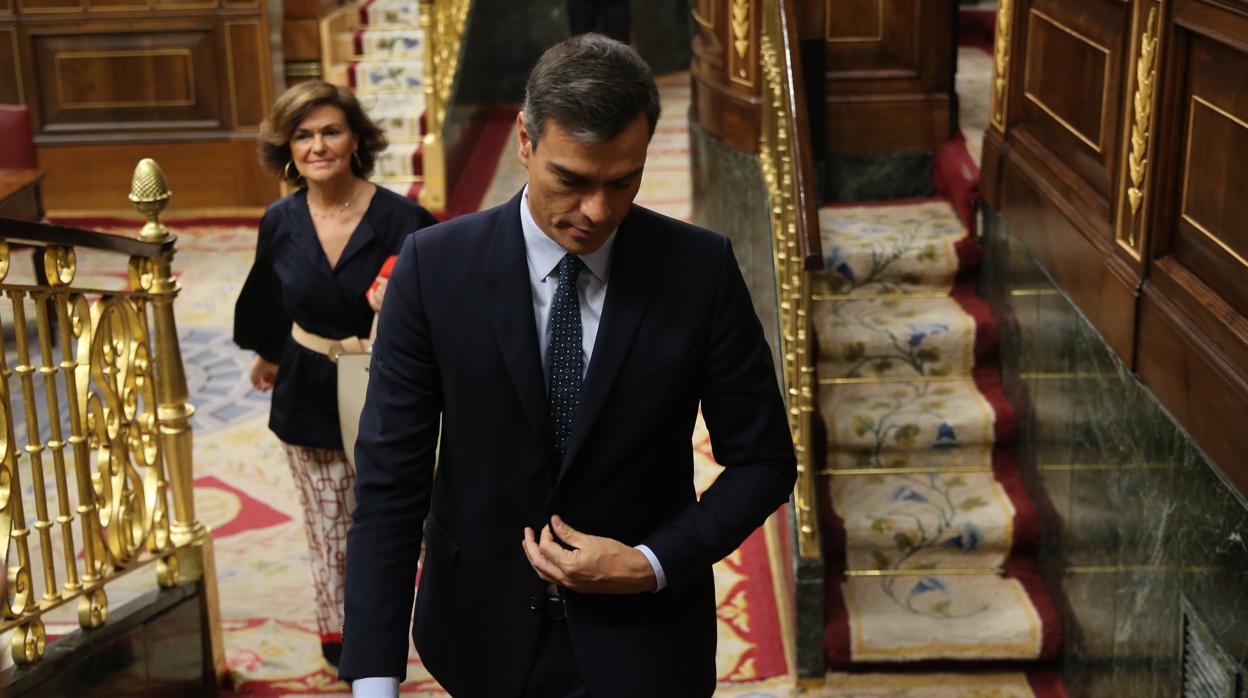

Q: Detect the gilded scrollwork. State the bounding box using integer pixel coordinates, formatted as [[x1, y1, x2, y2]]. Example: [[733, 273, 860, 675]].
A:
[[42, 246, 76, 287], [77, 587, 108, 629], [0, 157, 219, 667], [84, 295, 168, 566], [13, 618, 45, 664]]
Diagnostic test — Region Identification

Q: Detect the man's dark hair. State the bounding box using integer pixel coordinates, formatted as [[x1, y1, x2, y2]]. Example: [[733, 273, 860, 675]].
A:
[[523, 33, 661, 149]]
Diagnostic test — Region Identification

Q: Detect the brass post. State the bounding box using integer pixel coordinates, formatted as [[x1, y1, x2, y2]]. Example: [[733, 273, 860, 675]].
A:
[[418, 0, 446, 211], [128, 158, 226, 682]]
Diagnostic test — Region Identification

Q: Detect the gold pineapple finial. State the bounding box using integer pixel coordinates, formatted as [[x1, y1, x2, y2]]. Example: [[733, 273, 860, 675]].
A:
[[129, 158, 172, 242]]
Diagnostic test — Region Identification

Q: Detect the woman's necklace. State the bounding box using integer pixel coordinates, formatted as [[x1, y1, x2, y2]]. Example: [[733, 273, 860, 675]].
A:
[[309, 184, 358, 221]]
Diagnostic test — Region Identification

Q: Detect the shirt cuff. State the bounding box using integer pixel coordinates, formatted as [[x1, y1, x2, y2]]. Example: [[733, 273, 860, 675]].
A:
[[634, 544, 667, 591], [352, 676, 399, 698]]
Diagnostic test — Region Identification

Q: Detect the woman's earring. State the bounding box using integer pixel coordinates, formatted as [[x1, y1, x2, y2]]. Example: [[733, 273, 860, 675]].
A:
[[284, 161, 297, 181], [352, 151, 363, 172]]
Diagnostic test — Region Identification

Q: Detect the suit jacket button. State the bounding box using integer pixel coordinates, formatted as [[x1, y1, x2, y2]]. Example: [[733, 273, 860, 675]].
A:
[[528, 595, 539, 612]]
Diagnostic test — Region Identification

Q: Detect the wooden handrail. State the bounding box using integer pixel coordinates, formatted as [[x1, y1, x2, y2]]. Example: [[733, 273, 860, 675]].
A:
[[776, 0, 823, 271], [0, 217, 173, 258]]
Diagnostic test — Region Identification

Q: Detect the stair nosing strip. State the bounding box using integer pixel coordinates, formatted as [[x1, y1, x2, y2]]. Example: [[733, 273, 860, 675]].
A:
[[844, 567, 1004, 577], [819, 374, 975, 384], [813, 291, 959, 301], [819, 466, 994, 476]]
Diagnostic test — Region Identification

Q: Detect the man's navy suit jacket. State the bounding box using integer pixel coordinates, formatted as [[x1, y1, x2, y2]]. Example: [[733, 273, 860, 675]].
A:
[[340, 190, 797, 697]]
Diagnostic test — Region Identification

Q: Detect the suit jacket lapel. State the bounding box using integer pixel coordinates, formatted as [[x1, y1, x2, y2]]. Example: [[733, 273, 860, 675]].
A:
[[483, 191, 551, 444], [557, 208, 659, 483]]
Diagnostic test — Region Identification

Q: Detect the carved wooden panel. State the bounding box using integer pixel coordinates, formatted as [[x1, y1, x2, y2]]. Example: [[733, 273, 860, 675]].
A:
[[30, 26, 222, 132], [793, 0, 821, 37], [152, 0, 217, 9], [0, 28, 21, 104], [1147, 19, 1248, 354], [1137, 0, 1248, 497], [691, 0, 762, 152], [15, 0, 79, 13], [816, 0, 953, 154], [993, 0, 1139, 362], [1023, 9, 1109, 154], [1172, 62, 1248, 316], [85, 0, 150, 11], [224, 20, 267, 128], [0, 0, 13, 14], [1011, 0, 1129, 205], [824, 0, 919, 79], [826, 0, 881, 43]]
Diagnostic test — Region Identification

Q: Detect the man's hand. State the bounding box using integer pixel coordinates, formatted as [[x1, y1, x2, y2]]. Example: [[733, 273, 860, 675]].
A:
[[521, 515, 657, 594]]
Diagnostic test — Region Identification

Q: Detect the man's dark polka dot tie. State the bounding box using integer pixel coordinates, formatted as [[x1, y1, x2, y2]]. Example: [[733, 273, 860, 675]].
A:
[[548, 253, 585, 471]]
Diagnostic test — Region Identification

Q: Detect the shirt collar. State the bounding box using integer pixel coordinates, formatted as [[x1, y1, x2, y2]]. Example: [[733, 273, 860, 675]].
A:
[[520, 185, 615, 284]]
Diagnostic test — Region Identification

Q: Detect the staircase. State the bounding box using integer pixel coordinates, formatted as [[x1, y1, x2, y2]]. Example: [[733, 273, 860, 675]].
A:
[[811, 199, 1065, 685], [320, 0, 467, 210]]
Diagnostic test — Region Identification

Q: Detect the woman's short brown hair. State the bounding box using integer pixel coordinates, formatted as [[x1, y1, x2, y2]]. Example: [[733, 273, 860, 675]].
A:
[[258, 80, 388, 183]]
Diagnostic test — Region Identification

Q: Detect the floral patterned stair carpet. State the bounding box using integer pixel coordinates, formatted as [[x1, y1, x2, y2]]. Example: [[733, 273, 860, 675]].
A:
[[347, 0, 427, 200], [813, 201, 1062, 675]]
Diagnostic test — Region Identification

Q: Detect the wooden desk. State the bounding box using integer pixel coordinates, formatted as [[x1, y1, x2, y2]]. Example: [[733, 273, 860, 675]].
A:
[[0, 169, 45, 222]]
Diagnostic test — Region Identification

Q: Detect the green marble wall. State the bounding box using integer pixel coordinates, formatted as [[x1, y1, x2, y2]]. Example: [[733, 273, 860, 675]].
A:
[[690, 120, 826, 679], [819, 153, 935, 202], [689, 121, 780, 371], [982, 209, 1248, 697]]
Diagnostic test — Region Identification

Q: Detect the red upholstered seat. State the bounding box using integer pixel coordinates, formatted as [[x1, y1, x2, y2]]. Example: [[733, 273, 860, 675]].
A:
[[0, 104, 36, 169]]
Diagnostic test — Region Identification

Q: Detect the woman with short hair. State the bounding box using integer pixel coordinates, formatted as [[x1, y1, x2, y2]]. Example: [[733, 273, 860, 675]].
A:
[[235, 79, 437, 667]]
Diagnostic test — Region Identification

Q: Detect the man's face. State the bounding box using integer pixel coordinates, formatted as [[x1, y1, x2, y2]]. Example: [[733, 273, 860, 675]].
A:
[[517, 111, 650, 255]]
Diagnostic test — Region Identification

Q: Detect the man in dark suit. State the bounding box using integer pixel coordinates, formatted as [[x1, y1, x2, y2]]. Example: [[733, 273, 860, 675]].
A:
[[341, 34, 796, 698]]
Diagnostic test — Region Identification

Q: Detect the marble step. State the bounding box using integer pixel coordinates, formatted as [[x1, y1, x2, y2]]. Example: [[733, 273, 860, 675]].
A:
[[815, 200, 978, 297], [357, 90, 426, 143], [819, 374, 1014, 471], [374, 141, 422, 179], [348, 59, 423, 91], [819, 672, 1067, 697], [826, 567, 1059, 665], [815, 294, 997, 380], [823, 467, 1037, 572], [355, 28, 423, 58], [360, 0, 419, 27]]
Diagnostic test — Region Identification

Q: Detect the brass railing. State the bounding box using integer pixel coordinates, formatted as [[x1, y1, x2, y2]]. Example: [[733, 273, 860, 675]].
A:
[[0, 159, 222, 675], [417, 0, 472, 211], [758, 0, 822, 560]]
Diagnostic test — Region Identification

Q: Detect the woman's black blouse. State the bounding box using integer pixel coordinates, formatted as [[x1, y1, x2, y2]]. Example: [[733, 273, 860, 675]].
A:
[[234, 186, 437, 449]]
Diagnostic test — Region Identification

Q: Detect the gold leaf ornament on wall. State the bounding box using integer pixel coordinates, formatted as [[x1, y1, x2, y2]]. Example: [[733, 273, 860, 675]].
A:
[[731, 0, 751, 73], [1127, 7, 1159, 217]]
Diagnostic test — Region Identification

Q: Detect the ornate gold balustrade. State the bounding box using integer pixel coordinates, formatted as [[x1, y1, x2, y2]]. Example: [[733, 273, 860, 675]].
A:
[[0, 160, 222, 675], [418, 0, 473, 212], [758, 0, 822, 561]]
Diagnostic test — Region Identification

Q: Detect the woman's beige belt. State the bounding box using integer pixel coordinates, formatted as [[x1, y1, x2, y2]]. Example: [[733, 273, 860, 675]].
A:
[[291, 322, 369, 362]]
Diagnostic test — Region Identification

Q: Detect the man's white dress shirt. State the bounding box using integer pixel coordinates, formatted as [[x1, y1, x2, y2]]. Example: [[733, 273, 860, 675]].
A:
[[353, 189, 665, 697]]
